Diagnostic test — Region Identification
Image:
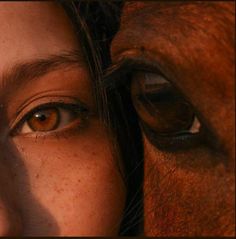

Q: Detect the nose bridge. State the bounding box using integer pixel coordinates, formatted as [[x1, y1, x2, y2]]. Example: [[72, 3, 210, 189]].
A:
[[0, 146, 22, 236]]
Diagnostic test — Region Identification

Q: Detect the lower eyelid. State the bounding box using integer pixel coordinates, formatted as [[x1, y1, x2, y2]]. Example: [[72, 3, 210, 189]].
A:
[[141, 121, 205, 152]]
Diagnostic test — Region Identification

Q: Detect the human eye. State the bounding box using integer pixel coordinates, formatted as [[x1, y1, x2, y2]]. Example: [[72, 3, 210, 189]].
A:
[[10, 98, 89, 137], [130, 71, 206, 151]]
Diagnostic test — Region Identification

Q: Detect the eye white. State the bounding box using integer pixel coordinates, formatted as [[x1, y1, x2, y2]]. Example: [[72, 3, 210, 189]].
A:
[[189, 116, 201, 134], [141, 72, 169, 93]]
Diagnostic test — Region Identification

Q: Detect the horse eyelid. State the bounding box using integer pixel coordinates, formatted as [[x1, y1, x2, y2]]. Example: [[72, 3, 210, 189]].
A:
[[103, 57, 166, 90]]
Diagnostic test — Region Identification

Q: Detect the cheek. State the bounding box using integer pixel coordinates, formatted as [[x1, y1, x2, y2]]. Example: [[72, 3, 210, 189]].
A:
[[143, 135, 235, 236], [7, 121, 126, 236]]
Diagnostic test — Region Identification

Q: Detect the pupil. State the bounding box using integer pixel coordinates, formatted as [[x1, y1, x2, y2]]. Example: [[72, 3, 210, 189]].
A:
[[35, 113, 47, 122]]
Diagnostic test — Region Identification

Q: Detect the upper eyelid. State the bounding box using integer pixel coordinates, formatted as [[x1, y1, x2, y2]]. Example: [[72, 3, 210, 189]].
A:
[[103, 56, 170, 90], [15, 90, 84, 116]]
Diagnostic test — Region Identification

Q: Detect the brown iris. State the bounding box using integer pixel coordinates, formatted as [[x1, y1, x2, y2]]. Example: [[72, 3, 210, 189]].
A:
[[27, 108, 60, 132], [131, 72, 195, 135]]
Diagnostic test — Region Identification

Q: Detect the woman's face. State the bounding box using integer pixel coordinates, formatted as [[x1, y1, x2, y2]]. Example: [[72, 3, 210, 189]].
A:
[[0, 2, 125, 236]]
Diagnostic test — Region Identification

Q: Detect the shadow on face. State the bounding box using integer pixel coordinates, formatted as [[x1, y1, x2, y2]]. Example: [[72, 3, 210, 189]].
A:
[[0, 139, 60, 235], [0, 2, 126, 236], [109, 1, 235, 236]]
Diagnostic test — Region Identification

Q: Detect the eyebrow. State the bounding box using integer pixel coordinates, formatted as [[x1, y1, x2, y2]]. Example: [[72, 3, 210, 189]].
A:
[[0, 50, 86, 95]]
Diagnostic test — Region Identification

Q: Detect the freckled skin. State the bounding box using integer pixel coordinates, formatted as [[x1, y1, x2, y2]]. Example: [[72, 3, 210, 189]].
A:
[[0, 2, 125, 236], [111, 1, 235, 236]]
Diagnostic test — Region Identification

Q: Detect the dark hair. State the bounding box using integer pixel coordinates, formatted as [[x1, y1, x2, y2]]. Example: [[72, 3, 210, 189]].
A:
[[59, 1, 143, 235]]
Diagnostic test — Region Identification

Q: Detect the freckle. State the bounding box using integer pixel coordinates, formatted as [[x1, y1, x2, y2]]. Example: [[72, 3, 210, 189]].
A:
[[78, 179, 81, 183], [55, 187, 64, 193], [35, 174, 39, 178]]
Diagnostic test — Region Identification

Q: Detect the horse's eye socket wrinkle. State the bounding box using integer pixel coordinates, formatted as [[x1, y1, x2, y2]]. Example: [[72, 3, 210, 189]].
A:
[[131, 71, 204, 151]]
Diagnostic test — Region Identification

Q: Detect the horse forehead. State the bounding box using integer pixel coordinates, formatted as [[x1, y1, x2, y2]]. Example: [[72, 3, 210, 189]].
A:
[[121, 2, 234, 22], [112, 1, 234, 59]]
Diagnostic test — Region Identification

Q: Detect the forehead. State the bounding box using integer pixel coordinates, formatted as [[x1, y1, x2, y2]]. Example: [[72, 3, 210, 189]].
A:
[[0, 1, 79, 74]]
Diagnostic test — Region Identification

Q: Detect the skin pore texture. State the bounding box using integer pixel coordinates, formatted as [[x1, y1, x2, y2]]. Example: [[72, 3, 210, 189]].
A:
[[110, 1, 235, 236], [0, 2, 126, 236]]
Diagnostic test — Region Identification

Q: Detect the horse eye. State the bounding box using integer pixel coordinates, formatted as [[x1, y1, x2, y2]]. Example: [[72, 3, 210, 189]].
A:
[[131, 71, 202, 150]]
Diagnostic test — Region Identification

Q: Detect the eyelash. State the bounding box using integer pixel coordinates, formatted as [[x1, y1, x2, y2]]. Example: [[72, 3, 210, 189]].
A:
[[11, 101, 89, 137]]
